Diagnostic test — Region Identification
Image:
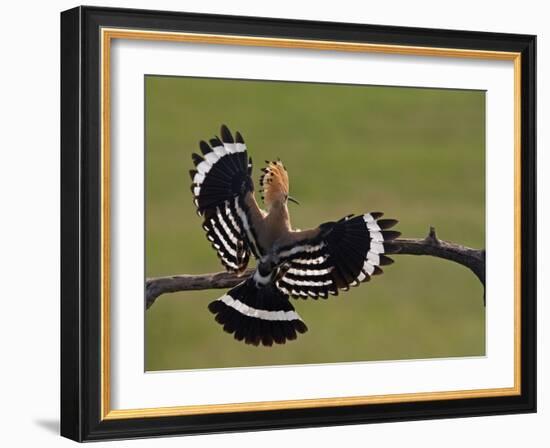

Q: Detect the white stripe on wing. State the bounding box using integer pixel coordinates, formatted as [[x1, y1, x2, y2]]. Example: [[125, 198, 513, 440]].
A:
[[218, 294, 302, 322]]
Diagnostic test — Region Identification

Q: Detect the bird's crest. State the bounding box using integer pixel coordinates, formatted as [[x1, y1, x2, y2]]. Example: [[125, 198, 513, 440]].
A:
[[259, 160, 289, 207]]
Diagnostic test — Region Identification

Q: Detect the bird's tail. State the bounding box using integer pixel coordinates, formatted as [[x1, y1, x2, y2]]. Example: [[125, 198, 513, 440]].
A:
[[208, 277, 308, 346]]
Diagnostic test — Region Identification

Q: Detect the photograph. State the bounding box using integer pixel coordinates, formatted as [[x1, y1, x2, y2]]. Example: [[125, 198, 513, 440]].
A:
[[144, 76, 486, 371], [58, 4, 537, 442]]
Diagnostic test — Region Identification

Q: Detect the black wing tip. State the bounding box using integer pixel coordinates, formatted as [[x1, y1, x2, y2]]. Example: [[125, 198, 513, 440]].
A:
[[382, 230, 401, 241], [209, 294, 307, 346], [199, 140, 212, 155], [294, 320, 308, 334], [208, 300, 223, 314], [377, 219, 399, 229], [235, 131, 244, 144], [191, 152, 204, 166], [210, 137, 223, 147], [220, 124, 234, 143]]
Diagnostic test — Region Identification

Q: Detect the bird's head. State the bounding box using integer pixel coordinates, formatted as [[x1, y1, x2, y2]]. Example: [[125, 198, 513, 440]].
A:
[[259, 160, 299, 210]]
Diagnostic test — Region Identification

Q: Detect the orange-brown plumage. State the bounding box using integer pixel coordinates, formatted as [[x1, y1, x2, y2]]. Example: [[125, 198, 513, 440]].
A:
[[259, 160, 290, 210]]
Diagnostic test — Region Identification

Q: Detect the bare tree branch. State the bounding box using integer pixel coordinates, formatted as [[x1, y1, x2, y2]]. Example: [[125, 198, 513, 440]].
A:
[[146, 269, 254, 309], [146, 227, 485, 309], [389, 226, 485, 285]]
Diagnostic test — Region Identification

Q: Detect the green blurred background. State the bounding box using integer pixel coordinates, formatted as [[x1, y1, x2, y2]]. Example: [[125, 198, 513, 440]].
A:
[[145, 76, 485, 371]]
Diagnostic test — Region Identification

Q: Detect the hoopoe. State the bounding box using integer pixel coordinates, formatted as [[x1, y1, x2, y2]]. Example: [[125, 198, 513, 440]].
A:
[[189, 125, 400, 346]]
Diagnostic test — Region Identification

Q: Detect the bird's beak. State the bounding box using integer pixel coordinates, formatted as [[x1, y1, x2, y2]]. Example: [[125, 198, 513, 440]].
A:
[[288, 196, 300, 205]]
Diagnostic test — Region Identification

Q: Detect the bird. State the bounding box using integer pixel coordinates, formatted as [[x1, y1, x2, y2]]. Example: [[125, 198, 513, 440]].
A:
[[189, 125, 400, 347]]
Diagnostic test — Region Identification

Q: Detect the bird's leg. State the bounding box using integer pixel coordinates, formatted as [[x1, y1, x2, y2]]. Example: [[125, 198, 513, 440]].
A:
[[253, 258, 276, 287], [253, 253, 290, 287]]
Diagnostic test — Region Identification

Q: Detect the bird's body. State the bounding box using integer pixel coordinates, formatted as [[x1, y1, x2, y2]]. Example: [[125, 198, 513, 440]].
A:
[[189, 125, 400, 346]]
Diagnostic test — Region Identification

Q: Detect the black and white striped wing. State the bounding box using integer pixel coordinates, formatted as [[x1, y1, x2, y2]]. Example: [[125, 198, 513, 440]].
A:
[[189, 125, 260, 273], [275, 213, 400, 299], [200, 200, 252, 272]]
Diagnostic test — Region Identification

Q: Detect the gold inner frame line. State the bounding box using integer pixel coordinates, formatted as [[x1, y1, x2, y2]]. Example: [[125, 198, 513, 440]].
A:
[[100, 27, 522, 421]]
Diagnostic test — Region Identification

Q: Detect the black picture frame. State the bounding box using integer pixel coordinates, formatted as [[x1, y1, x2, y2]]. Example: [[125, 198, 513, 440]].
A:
[[61, 5, 536, 442]]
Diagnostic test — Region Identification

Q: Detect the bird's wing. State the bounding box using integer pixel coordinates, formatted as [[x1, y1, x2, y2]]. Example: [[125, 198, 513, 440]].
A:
[[190, 125, 264, 273], [274, 213, 400, 298]]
